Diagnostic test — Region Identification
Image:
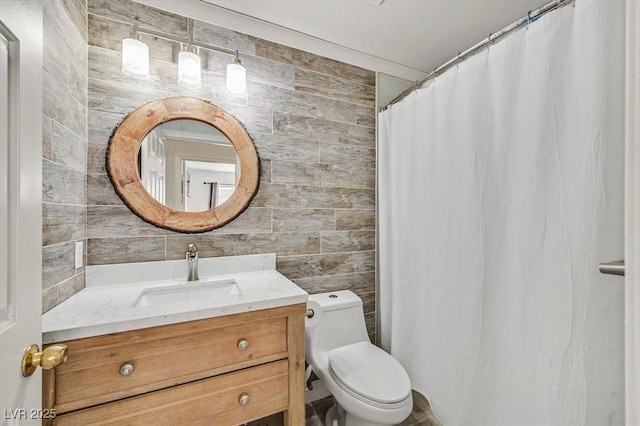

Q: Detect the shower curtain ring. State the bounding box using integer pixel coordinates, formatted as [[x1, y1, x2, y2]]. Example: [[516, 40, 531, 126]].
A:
[[457, 52, 461, 67]]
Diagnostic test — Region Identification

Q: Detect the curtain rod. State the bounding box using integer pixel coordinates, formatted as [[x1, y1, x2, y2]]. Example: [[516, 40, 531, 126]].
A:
[[380, 0, 576, 112]]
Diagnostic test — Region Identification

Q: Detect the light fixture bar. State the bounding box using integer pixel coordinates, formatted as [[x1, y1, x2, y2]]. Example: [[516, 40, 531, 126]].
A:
[[119, 17, 248, 94], [134, 24, 237, 59]]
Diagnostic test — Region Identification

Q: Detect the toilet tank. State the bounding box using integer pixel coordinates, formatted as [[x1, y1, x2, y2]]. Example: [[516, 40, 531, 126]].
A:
[[306, 290, 370, 357]]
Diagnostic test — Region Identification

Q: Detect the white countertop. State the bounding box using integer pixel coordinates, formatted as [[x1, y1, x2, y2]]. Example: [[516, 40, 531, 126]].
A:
[[42, 254, 308, 343]]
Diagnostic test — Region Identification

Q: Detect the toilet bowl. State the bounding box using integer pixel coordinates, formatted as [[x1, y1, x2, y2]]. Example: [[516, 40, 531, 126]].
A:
[[305, 291, 412, 426]]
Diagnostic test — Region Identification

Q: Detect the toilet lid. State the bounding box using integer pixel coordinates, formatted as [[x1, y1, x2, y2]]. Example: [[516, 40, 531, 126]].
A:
[[328, 341, 411, 404]]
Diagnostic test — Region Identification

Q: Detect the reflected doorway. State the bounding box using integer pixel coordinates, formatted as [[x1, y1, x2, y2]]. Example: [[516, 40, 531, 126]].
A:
[[182, 160, 237, 212]]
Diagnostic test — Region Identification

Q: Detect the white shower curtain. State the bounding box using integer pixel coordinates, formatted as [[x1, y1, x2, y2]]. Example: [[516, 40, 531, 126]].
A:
[[379, 2, 625, 425]]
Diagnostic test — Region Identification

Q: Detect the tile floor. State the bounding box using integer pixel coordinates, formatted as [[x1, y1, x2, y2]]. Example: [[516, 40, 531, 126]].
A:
[[245, 390, 442, 426], [305, 391, 442, 426]]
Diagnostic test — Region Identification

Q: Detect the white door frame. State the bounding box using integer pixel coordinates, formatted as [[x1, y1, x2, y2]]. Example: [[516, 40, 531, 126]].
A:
[[0, 0, 43, 421], [625, 1, 640, 424]]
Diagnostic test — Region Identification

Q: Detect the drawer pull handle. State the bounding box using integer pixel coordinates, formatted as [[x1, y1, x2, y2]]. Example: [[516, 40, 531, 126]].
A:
[[119, 362, 135, 376], [237, 339, 249, 351], [238, 392, 250, 407]]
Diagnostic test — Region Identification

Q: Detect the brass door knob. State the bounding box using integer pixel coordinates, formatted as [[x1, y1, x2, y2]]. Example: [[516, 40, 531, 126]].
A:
[[238, 392, 250, 407], [21, 344, 68, 377]]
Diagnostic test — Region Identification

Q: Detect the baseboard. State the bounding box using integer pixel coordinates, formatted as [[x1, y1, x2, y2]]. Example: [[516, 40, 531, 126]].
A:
[[305, 379, 331, 404]]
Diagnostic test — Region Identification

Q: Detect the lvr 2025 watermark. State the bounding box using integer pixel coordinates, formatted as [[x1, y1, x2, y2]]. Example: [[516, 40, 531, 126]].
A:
[[3, 408, 57, 420]]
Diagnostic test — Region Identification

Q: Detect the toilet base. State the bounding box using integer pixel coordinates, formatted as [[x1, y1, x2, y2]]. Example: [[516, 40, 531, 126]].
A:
[[325, 402, 393, 426], [325, 404, 340, 426]]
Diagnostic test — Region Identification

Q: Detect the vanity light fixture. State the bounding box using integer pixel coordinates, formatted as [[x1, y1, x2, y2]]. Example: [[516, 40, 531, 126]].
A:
[[226, 51, 247, 94], [120, 19, 248, 94], [121, 24, 149, 79], [178, 46, 202, 88]]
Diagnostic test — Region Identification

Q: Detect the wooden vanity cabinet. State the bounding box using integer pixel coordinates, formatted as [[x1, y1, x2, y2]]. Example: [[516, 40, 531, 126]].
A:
[[43, 304, 306, 426]]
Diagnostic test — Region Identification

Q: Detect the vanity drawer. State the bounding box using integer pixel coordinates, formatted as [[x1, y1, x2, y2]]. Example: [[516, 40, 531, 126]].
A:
[[51, 308, 290, 413], [53, 360, 289, 426]]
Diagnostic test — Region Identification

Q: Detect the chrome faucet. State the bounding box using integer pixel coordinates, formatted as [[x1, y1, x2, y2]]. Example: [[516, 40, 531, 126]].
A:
[[186, 244, 199, 282]]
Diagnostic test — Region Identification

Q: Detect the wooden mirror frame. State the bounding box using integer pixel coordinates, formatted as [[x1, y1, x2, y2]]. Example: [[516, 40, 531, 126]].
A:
[[106, 97, 260, 233]]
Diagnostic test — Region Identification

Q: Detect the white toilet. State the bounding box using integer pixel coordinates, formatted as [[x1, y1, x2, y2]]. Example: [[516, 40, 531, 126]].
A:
[[305, 290, 413, 426]]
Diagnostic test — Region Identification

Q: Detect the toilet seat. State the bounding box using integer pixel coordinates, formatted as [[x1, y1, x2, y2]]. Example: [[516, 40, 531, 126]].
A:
[[328, 341, 411, 408]]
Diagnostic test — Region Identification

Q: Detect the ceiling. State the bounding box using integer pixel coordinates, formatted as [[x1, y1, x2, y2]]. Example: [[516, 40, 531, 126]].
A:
[[137, 0, 550, 81], [199, 0, 549, 78]]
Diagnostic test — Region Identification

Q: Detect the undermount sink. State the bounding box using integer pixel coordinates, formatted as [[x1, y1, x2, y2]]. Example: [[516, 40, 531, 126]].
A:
[[133, 278, 241, 307]]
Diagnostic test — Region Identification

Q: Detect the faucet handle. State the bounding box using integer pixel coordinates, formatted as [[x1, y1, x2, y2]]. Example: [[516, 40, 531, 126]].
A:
[[186, 244, 199, 261], [186, 244, 200, 281]]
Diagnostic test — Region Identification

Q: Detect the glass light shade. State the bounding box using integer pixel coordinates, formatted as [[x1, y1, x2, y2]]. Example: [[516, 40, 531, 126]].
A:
[[178, 50, 201, 88], [226, 61, 247, 94], [122, 38, 149, 79]]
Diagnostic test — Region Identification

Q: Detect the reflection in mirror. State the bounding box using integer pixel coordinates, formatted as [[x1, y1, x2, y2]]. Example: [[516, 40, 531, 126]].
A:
[[138, 119, 240, 213], [107, 96, 260, 233]]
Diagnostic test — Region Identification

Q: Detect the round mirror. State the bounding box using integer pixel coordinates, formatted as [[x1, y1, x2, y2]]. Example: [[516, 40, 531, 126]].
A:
[[107, 97, 260, 233]]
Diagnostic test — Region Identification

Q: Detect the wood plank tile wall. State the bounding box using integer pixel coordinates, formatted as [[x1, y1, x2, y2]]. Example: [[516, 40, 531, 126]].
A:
[[44, 0, 377, 339], [42, 0, 88, 312]]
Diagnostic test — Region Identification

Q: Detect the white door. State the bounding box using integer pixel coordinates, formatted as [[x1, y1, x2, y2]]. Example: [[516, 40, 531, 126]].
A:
[[0, 1, 44, 424], [625, 2, 640, 424], [140, 130, 166, 204]]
